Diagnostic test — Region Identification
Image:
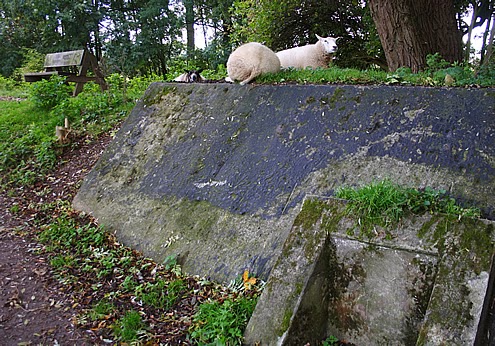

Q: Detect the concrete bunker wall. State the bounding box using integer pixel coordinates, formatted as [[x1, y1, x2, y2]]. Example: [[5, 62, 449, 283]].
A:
[[73, 82, 495, 344], [74, 83, 495, 284]]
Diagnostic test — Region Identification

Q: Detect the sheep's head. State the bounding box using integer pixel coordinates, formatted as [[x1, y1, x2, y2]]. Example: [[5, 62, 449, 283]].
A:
[[186, 69, 204, 82], [316, 35, 338, 54], [175, 69, 204, 82]]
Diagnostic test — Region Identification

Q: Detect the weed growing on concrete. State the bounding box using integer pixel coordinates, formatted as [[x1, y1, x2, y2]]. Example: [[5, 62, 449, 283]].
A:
[[336, 179, 408, 235], [335, 179, 480, 238]]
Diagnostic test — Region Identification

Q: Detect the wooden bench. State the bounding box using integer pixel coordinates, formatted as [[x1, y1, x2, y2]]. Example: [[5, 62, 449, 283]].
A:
[[24, 49, 108, 96]]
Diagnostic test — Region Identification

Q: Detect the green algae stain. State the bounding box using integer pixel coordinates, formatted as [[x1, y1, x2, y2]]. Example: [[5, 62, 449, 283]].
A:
[[457, 219, 494, 273], [329, 87, 345, 106], [417, 215, 494, 272], [173, 199, 221, 240], [279, 308, 293, 336], [306, 96, 316, 104], [414, 215, 495, 343], [276, 280, 306, 337], [293, 199, 329, 230], [142, 84, 178, 106]]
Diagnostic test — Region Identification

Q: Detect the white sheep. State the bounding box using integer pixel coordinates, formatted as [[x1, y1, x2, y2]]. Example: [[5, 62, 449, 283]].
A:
[[276, 35, 338, 69], [226, 42, 281, 85]]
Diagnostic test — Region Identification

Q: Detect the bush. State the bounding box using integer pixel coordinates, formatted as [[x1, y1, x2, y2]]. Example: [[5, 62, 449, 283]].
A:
[[0, 76, 18, 91], [29, 75, 72, 109], [50, 81, 129, 136]]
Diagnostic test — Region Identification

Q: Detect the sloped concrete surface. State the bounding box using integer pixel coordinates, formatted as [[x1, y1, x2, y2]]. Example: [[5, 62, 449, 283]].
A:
[[74, 82, 495, 343], [73, 83, 495, 286]]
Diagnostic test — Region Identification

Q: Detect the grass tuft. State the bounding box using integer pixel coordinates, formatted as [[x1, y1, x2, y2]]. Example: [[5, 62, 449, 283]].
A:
[[335, 179, 480, 238]]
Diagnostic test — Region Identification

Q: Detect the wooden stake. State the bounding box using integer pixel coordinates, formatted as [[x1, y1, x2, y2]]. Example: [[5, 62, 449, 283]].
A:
[[56, 118, 71, 144]]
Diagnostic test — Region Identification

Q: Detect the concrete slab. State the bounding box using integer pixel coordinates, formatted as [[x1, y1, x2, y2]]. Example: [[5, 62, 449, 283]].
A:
[[244, 198, 494, 345], [73, 83, 495, 284]]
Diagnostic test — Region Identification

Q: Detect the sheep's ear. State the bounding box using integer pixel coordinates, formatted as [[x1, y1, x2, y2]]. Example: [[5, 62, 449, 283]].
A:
[[197, 68, 204, 73], [316, 34, 322, 41]]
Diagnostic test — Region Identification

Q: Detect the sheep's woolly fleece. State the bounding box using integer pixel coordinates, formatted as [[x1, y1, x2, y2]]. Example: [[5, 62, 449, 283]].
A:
[[276, 35, 338, 69], [226, 42, 281, 85]]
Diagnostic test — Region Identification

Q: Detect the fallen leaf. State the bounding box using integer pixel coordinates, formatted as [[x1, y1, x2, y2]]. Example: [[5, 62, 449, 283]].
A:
[[242, 269, 257, 290]]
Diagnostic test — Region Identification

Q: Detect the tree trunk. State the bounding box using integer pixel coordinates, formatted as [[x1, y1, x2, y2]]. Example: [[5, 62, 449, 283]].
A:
[[368, 0, 463, 72], [185, 0, 195, 57], [482, 16, 495, 67]]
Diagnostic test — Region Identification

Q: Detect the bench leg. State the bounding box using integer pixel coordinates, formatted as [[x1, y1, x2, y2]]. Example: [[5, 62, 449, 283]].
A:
[[73, 82, 85, 96]]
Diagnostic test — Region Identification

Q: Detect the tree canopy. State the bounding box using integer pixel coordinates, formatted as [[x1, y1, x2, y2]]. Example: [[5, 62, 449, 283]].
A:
[[0, 0, 493, 77]]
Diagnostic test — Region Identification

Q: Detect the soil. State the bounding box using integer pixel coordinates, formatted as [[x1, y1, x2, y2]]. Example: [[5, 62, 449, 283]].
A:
[[0, 133, 113, 345]]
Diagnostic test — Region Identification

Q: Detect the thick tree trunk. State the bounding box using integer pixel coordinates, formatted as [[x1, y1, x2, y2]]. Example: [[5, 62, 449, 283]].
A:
[[368, 0, 463, 72]]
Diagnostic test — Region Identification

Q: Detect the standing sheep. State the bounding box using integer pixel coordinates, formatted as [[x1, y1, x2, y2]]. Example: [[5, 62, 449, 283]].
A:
[[226, 42, 281, 85], [276, 35, 338, 69]]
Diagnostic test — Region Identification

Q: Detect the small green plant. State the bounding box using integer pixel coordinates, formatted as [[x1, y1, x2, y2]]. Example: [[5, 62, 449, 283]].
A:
[[322, 335, 340, 346], [49, 254, 75, 269], [39, 215, 106, 253], [163, 254, 182, 275], [9, 204, 20, 213], [335, 179, 480, 238], [113, 310, 147, 342], [135, 278, 186, 309], [426, 53, 451, 71], [87, 299, 116, 321], [121, 274, 139, 292], [189, 296, 258, 345]]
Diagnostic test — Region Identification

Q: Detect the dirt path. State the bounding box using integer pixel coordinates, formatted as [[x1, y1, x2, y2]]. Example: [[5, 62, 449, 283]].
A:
[[0, 134, 112, 344]]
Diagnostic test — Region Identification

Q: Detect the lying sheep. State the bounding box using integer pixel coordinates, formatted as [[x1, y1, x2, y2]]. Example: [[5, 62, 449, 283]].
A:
[[276, 35, 338, 69], [174, 69, 205, 82], [226, 42, 281, 85]]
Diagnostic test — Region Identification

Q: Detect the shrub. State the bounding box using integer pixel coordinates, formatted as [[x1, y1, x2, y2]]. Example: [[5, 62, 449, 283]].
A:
[[51, 81, 127, 136], [29, 75, 72, 109]]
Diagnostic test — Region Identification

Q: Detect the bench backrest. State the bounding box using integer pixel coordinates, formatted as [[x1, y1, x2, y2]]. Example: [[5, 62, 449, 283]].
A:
[[44, 50, 85, 68]]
